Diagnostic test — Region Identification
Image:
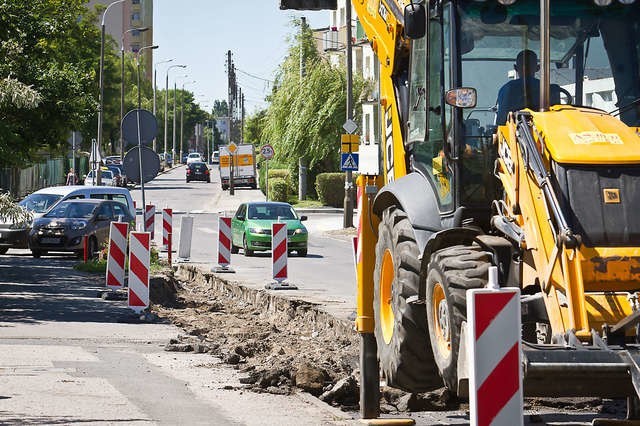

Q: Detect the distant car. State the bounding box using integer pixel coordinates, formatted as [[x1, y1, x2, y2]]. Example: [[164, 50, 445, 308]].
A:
[[186, 162, 210, 183], [28, 199, 135, 258], [105, 165, 126, 187], [104, 155, 122, 166], [231, 202, 308, 257], [0, 185, 134, 254], [186, 153, 203, 164], [211, 151, 219, 164], [84, 169, 115, 186]]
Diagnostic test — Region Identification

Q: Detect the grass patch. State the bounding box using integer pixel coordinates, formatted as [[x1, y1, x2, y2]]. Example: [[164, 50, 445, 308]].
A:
[[288, 198, 324, 208], [74, 259, 106, 273]]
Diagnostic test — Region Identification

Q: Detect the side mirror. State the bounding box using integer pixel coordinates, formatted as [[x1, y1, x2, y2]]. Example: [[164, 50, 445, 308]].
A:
[[445, 88, 477, 108], [404, 3, 426, 39], [300, 215, 308, 221]]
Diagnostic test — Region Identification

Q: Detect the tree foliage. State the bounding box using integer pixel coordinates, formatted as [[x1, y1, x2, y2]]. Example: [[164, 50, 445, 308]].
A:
[[262, 18, 367, 181], [0, 0, 102, 167]]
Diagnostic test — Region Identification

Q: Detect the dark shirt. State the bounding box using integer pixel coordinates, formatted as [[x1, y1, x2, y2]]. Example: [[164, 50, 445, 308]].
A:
[[495, 77, 561, 125]]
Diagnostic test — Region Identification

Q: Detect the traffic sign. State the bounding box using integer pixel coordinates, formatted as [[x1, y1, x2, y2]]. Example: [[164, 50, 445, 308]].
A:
[[343, 119, 358, 134], [260, 144, 275, 159], [341, 134, 359, 153], [122, 109, 158, 147], [228, 142, 238, 154], [123, 145, 161, 184], [341, 152, 359, 171]]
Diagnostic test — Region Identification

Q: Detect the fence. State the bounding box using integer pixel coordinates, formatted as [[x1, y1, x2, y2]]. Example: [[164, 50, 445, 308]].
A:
[[0, 156, 88, 198]]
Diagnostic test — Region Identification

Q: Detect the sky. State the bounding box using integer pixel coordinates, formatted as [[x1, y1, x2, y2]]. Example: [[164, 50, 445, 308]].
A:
[[153, 1, 329, 114]]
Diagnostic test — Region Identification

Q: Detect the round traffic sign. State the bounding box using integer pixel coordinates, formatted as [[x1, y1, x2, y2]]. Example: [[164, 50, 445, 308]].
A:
[[123, 146, 161, 184], [122, 109, 158, 147], [260, 144, 275, 160]]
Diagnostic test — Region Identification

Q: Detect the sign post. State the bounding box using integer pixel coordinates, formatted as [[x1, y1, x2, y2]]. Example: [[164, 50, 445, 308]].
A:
[[260, 144, 275, 201], [228, 142, 237, 196]]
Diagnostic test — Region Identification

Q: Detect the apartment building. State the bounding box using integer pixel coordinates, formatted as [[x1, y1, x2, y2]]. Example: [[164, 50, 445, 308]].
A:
[[87, 0, 154, 79]]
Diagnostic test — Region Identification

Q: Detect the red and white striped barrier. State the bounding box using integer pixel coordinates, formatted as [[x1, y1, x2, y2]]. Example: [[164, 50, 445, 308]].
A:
[[265, 222, 296, 290], [468, 267, 522, 426], [162, 208, 172, 252], [105, 222, 128, 290], [144, 205, 155, 240], [211, 217, 235, 273], [128, 231, 150, 313]]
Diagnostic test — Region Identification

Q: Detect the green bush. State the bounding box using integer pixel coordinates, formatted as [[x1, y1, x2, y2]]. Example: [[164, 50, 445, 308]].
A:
[[315, 173, 345, 207], [269, 177, 289, 202]]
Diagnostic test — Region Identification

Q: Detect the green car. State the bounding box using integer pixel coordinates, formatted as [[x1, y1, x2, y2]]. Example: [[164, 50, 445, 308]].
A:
[[231, 202, 308, 257]]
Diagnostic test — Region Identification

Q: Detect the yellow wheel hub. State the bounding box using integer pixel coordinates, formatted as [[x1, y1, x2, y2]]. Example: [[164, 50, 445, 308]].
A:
[[380, 249, 395, 344], [432, 282, 451, 357]]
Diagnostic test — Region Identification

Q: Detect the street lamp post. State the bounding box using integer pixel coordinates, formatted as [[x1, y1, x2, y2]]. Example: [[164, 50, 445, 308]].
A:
[[120, 26, 148, 160], [153, 59, 173, 152], [172, 75, 188, 167], [97, 0, 125, 185], [164, 64, 186, 166], [136, 45, 159, 110]]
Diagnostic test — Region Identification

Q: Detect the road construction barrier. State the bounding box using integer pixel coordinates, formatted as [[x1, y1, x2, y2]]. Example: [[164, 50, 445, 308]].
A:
[[128, 231, 150, 313], [162, 208, 172, 251], [144, 205, 155, 240], [212, 217, 235, 273], [105, 222, 128, 290], [177, 215, 193, 262], [468, 267, 523, 426], [265, 222, 296, 290]]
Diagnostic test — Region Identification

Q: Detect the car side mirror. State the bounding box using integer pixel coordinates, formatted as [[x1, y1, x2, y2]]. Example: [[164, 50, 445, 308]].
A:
[[300, 215, 308, 221]]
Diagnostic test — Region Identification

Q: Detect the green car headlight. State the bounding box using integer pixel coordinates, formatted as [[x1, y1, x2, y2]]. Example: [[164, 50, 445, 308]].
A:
[[248, 227, 269, 235], [294, 228, 307, 235]]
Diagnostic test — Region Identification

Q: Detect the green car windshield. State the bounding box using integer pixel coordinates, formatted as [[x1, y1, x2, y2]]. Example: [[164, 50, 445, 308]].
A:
[[247, 204, 297, 220]]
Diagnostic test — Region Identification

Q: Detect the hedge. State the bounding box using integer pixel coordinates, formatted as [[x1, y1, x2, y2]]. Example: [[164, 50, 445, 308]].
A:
[[315, 173, 345, 207], [269, 177, 289, 202]]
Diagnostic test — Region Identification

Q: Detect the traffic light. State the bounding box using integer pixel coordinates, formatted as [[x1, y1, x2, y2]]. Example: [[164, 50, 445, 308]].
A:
[[279, 0, 337, 10]]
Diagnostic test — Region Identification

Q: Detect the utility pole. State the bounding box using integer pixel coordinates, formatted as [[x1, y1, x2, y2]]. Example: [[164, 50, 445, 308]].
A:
[[343, 0, 354, 228], [239, 88, 245, 144], [227, 50, 235, 196], [299, 17, 307, 201]]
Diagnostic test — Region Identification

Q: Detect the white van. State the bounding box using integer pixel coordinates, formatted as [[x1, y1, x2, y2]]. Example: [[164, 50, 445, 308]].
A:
[[0, 186, 135, 254]]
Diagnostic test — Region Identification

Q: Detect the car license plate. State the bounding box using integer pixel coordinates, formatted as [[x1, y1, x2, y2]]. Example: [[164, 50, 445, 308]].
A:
[[40, 237, 61, 244]]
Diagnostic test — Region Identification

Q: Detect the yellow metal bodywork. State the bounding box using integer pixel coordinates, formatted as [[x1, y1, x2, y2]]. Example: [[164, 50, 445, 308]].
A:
[[495, 107, 640, 339]]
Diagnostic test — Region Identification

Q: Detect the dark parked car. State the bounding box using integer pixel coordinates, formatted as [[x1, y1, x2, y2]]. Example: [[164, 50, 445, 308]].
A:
[[28, 199, 134, 258], [186, 162, 210, 183]]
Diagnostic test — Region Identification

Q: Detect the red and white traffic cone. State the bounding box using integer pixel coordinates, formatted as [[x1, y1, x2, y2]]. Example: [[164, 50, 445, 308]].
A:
[[128, 231, 150, 314], [106, 222, 128, 290], [266, 222, 296, 290], [211, 216, 235, 273]]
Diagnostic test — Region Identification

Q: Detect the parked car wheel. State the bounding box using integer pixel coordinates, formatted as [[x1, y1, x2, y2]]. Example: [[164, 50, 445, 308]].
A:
[[0, 247, 8, 255], [87, 237, 98, 259], [230, 243, 239, 254], [297, 249, 307, 257], [31, 249, 45, 258], [243, 235, 253, 257]]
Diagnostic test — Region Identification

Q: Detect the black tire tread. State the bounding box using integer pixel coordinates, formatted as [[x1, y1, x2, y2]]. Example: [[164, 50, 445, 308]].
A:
[[373, 206, 440, 393], [427, 244, 491, 391]]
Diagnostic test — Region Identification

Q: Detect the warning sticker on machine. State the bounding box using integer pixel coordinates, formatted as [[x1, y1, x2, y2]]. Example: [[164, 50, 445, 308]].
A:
[[569, 132, 623, 145]]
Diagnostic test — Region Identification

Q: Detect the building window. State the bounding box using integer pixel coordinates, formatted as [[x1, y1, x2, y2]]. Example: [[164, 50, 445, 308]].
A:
[[131, 44, 140, 53], [132, 29, 140, 37], [131, 13, 140, 22], [132, 0, 140, 3]]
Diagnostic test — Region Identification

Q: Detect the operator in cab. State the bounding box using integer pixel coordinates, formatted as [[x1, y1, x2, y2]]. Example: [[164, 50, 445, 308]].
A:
[[495, 49, 561, 125]]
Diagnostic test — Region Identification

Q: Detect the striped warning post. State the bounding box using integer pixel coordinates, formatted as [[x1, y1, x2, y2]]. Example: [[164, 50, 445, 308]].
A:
[[218, 217, 231, 267], [468, 269, 522, 426], [144, 205, 155, 240], [162, 208, 172, 251], [353, 184, 363, 271], [272, 222, 287, 282], [128, 231, 150, 313], [105, 222, 128, 289]]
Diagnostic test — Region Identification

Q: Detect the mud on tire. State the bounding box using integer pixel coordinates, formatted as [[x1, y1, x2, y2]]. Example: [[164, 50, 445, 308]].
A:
[[426, 244, 491, 392], [373, 206, 440, 393]]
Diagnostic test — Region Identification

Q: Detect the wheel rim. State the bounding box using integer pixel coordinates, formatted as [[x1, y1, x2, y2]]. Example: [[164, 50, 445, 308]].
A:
[[380, 248, 395, 344], [432, 282, 451, 357]]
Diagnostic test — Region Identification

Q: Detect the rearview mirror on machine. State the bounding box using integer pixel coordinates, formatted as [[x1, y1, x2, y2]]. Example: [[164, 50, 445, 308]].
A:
[[445, 88, 477, 108], [404, 3, 426, 39]]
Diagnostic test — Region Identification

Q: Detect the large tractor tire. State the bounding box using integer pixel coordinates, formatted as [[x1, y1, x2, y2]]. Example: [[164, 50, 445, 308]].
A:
[[426, 244, 491, 392], [373, 206, 440, 393]]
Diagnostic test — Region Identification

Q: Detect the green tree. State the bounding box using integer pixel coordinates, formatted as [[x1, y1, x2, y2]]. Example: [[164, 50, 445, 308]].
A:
[[0, 0, 103, 167], [262, 18, 367, 193], [244, 109, 267, 145]]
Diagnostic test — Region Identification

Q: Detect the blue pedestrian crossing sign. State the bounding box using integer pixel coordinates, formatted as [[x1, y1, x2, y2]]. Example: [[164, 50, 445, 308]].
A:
[[341, 153, 359, 171]]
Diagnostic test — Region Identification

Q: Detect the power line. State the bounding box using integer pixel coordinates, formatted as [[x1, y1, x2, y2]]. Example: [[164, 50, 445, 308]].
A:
[[236, 68, 274, 84]]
